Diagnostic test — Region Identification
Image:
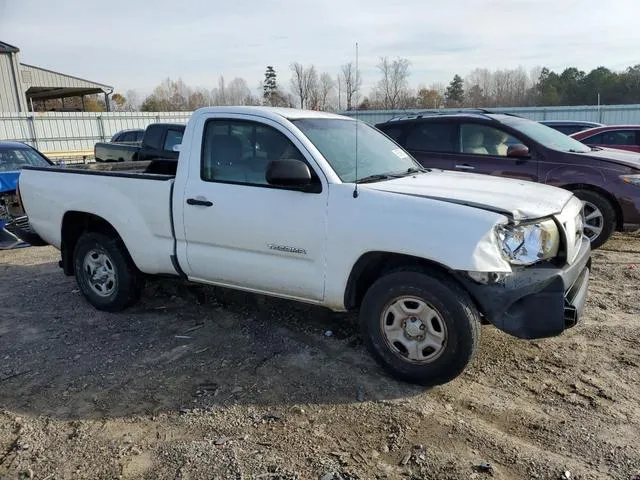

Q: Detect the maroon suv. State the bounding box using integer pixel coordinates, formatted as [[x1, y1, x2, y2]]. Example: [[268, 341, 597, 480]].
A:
[[376, 112, 640, 248]]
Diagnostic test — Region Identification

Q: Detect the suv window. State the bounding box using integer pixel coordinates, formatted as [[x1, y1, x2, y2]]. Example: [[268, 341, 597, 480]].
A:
[[460, 124, 520, 156], [201, 119, 306, 186], [582, 130, 638, 146], [121, 132, 136, 142], [163, 129, 184, 151], [405, 122, 457, 152], [379, 126, 404, 142]]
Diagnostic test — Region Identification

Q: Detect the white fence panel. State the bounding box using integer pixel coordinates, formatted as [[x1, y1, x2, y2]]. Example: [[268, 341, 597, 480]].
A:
[[1, 105, 640, 154]]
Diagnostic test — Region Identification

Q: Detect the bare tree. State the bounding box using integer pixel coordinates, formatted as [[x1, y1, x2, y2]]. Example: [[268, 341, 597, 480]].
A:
[[340, 62, 362, 110], [318, 73, 335, 111], [290, 62, 318, 109], [124, 89, 141, 111], [373, 56, 411, 109]]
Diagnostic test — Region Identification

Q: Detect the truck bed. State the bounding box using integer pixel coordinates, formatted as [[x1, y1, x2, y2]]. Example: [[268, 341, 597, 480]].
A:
[[19, 166, 178, 275]]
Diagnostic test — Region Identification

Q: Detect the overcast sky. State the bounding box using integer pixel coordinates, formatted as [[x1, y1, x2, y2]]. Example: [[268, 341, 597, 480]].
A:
[[1, 0, 639, 97]]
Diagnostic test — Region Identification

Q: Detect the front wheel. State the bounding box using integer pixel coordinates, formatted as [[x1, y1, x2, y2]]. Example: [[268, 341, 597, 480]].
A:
[[359, 269, 481, 386], [73, 232, 144, 312], [572, 189, 616, 249]]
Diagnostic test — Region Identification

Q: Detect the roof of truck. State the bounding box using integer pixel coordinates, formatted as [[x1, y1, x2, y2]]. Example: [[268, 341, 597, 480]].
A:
[[193, 106, 349, 121]]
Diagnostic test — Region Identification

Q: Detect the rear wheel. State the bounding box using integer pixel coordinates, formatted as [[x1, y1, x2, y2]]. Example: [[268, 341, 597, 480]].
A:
[[359, 268, 481, 386], [73, 232, 144, 311], [572, 189, 616, 249]]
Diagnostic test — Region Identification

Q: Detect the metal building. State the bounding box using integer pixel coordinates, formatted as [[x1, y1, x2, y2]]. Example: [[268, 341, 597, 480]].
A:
[[0, 40, 113, 112]]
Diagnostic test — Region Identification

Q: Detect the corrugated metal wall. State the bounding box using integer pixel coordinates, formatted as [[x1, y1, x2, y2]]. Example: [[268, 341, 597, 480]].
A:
[[0, 111, 190, 152], [1, 105, 640, 154], [0, 53, 26, 112]]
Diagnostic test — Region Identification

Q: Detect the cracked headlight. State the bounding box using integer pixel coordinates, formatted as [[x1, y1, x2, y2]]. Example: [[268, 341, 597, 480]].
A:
[[496, 218, 560, 266]]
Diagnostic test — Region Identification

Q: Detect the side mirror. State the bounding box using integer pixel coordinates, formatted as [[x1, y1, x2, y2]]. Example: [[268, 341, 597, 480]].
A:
[[266, 159, 312, 188], [507, 144, 530, 159], [172, 144, 181, 152]]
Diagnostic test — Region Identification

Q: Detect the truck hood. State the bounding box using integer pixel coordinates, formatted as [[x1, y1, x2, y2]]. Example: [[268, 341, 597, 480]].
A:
[[576, 147, 640, 171], [361, 170, 574, 221]]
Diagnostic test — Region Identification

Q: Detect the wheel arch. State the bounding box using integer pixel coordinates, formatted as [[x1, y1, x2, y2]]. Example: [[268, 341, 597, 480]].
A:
[[60, 211, 129, 276], [343, 251, 479, 312], [560, 183, 623, 231]]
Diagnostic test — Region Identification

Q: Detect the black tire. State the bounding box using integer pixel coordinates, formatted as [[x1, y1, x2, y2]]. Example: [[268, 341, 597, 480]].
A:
[[359, 268, 481, 386], [73, 231, 144, 312], [572, 189, 616, 249]]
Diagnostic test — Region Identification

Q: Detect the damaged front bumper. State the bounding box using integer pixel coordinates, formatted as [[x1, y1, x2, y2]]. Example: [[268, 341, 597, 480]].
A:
[[458, 236, 591, 339]]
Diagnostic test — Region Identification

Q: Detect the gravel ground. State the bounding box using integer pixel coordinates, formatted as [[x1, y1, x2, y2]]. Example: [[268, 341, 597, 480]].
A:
[[0, 233, 638, 480]]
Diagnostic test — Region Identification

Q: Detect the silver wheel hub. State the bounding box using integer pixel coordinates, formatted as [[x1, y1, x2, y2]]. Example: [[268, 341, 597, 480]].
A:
[[581, 200, 604, 241], [404, 317, 425, 338], [380, 296, 448, 364], [83, 249, 117, 297]]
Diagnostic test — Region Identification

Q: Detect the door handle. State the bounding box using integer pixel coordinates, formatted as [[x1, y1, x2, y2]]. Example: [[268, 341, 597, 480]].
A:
[[186, 198, 213, 207], [455, 164, 475, 170]]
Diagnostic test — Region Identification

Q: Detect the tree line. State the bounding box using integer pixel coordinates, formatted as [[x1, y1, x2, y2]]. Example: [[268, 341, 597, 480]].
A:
[[105, 60, 640, 112]]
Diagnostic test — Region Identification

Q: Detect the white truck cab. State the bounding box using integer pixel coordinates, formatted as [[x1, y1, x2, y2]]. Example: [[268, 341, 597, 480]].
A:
[[18, 106, 591, 386]]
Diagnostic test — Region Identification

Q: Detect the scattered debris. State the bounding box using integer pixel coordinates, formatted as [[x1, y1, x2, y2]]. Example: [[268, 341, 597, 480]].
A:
[[183, 324, 205, 334], [174, 335, 192, 339], [356, 388, 365, 402], [473, 462, 494, 475], [324, 330, 333, 337], [262, 412, 283, 422], [178, 407, 190, 415], [562, 471, 571, 480], [400, 453, 411, 466], [214, 436, 231, 446], [291, 406, 305, 415]]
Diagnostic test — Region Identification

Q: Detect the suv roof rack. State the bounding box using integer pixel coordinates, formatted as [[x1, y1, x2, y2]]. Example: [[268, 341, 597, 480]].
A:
[[383, 108, 521, 123]]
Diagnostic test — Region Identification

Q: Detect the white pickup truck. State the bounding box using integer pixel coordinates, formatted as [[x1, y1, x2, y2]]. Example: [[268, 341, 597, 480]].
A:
[[18, 106, 591, 386]]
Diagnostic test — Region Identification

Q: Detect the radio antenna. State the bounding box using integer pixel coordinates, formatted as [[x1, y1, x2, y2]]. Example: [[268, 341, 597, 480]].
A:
[[353, 41, 360, 199]]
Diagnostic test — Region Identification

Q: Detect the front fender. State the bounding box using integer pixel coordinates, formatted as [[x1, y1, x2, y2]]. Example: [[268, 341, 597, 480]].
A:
[[323, 186, 511, 310]]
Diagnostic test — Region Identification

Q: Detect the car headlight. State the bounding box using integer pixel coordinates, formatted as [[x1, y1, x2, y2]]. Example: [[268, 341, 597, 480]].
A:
[[620, 174, 640, 186], [495, 218, 560, 266]]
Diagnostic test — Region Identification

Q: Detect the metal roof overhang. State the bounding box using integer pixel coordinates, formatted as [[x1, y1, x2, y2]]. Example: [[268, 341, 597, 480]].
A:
[[25, 86, 109, 101]]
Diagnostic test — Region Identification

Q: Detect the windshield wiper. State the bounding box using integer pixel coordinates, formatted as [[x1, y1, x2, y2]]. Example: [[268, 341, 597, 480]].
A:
[[356, 173, 405, 184], [405, 166, 430, 174], [568, 149, 589, 153], [590, 146, 602, 151]]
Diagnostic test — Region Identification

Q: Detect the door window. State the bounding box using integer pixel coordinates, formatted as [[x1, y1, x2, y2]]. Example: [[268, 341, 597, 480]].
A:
[[460, 124, 521, 156], [405, 122, 457, 152], [163, 129, 184, 151], [582, 130, 638, 146], [201, 119, 308, 187]]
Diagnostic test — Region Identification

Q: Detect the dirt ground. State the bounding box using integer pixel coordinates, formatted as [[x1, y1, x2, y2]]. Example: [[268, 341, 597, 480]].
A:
[[1, 233, 638, 480]]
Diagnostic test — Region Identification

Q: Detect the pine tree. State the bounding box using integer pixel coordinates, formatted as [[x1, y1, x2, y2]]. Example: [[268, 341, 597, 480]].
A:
[[445, 74, 465, 106], [263, 66, 277, 105]]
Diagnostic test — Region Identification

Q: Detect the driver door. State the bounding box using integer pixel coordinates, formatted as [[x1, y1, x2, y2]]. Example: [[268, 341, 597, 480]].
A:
[[179, 117, 328, 301], [454, 123, 538, 182]]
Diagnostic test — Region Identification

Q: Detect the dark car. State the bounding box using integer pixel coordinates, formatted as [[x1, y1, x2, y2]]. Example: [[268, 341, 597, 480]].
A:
[[376, 112, 640, 248], [110, 128, 145, 143], [570, 125, 640, 153], [94, 123, 185, 162], [0, 141, 53, 248], [539, 120, 604, 135]]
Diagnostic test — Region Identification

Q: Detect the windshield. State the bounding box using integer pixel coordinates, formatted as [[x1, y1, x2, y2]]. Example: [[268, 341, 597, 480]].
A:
[[291, 118, 421, 182], [503, 117, 591, 153], [0, 147, 51, 172]]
